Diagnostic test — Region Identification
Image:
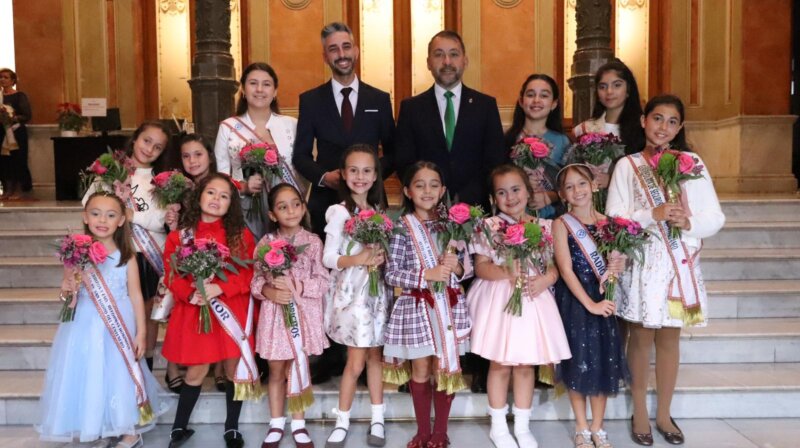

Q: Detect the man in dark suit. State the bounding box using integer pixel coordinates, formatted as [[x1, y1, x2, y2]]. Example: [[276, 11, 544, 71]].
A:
[[395, 30, 505, 393], [293, 22, 395, 238], [395, 30, 505, 211], [292, 22, 395, 385]]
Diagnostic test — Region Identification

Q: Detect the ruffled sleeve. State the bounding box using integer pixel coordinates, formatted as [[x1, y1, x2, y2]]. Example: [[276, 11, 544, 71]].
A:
[[322, 204, 350, 271], [682, 153, 725, 239], [385, 224, 426, 290], [298, 232, 331, 300], [606, 157, 657, 228]]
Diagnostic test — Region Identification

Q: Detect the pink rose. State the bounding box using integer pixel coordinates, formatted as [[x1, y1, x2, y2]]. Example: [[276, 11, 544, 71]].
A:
[[358, 209, 376, 220], [88, 241, 108, 264], [194, 238, 210, 250], [530, 141, 550, 158], [72, 234, 93, 247], [238, 146, 252, 158], [612, 216, 630, 227], [381, 214, 394, 231], [503, 224, 527, 246], [678, 152, 696, 174], [216, 242, 231, 258], [264, 249, 285, 268], [153, 171, 173, 188], [649, 150, 663, 168], [269, 239, 289, 250], [90, 160, 107, 175], [179, 246, 194, 258], [264, 149, 279, 166], [344, 217, 357, 234], [448, 203, 471, 225]]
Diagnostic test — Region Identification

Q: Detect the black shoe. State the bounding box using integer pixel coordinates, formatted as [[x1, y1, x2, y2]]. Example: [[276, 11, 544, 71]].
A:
[[169, 428, 195, 447], [630, 416, 654, 446], [397, 382, 410, 393], [656, 417, 685, 445], [215, 375, 227, 392], [224, 429, 245, 448], [165, 372, 184, 394], [470, 373, 487, 393], [311, 369, 332, 385]]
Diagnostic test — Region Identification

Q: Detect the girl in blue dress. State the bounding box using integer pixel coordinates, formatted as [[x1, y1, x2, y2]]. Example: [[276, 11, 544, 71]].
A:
[[552, 165, 629, 448], [36, 192, 168, 447], [504, 74, 572, 219]]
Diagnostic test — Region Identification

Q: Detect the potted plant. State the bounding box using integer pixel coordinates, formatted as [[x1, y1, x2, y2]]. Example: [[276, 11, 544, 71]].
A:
[[56, 103, 85, 137]]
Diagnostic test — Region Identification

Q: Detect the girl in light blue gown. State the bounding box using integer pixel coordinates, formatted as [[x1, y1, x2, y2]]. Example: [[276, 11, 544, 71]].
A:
[[36, 192, 169, 447]]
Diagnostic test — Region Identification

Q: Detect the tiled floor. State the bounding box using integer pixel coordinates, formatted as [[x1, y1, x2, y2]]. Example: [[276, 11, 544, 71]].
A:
[[5, 419, 799, 448]]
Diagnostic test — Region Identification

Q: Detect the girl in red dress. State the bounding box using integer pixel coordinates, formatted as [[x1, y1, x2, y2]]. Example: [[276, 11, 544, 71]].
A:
[[162, 173, 256, 448]]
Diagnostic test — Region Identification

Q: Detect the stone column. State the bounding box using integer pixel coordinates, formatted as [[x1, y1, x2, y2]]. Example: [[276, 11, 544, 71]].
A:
[[188, 0, 238, 144], [567, 0, 614, 124]]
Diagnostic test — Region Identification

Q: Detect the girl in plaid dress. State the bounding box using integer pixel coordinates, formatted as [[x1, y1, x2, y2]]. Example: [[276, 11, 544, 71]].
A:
[[384, 161, 472, 448]]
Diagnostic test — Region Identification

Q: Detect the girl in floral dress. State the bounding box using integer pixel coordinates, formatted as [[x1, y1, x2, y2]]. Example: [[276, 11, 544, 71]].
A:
[[606, 95, 724, 445], [323, 144, 392, 448], [253, 183, 330, 448]]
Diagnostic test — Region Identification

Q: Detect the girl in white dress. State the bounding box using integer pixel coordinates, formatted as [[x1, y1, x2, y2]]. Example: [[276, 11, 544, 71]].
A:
[[323, 144, 392, 448], [606, 94, 725, 445]]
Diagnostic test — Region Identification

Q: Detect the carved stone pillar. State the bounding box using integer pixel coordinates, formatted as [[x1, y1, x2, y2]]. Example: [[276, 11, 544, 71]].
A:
[[568, 0, 614, 124], [188, 0, 238, 144]]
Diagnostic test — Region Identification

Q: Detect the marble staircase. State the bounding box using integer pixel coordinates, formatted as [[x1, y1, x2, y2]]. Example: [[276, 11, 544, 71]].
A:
[[1, 198, 799, 425]]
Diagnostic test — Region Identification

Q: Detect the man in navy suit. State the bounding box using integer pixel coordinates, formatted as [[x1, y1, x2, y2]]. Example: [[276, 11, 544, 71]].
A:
[[293, 22, 395, 385], [395, 30, 505, 211], [293, 22, 395, 238], [395, 30, 504, 393]]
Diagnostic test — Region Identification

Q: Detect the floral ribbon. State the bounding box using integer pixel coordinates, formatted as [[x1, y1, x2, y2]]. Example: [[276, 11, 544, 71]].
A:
[[627, 153, 703, 324], [402, 214, 467, 394], [82, 264, 154, 425]]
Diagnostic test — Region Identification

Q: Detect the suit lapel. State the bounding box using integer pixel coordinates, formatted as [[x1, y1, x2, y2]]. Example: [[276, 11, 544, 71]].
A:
[[349, 84, 368, 143], [322, 81, 347, 140], [451, 85, 475, 154], [423, 87, 448, 150]]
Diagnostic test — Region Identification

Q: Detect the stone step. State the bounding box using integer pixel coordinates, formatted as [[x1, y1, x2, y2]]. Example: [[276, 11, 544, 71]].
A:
[[0, 231, 65, 258], [706, 280, 800, 318], [0, 203, 82, 231], [704, 221, 800, 249], [0, 258, 62, 288], [2, 281, 799, 325], [2, 318, 797, 371], [2, 363, 799, 425], [719, 197, 800, 222], [701, 248, 800, 280]]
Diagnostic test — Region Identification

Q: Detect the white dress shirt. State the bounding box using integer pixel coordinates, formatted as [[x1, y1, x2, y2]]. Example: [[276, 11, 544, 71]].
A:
[[331, 76, 360, 116], [433, 82, 463, 134]]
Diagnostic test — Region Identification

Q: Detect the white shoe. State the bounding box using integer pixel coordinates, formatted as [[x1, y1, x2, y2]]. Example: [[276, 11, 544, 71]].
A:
[[490, 430, 520, 448], [514, 430, 538, 448]]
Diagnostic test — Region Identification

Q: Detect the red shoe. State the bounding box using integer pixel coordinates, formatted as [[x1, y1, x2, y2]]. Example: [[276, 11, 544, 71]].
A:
[[407, 434, 430, 448], [292, 428, 314, 448], [261, 427, 284, 448], [426, 433, 449, 448]]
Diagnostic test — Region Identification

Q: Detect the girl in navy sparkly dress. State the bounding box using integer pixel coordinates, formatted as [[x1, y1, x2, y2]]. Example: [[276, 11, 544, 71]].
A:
[[552, 164, 629, 448]]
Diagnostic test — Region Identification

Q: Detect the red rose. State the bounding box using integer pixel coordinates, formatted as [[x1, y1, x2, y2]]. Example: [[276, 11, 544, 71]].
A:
[[90, 160, 107, 175]]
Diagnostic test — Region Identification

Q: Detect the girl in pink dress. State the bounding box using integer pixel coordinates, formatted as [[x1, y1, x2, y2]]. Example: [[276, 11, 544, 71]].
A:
[[467, 164, 571, 448], [252, 183, 330, 448]]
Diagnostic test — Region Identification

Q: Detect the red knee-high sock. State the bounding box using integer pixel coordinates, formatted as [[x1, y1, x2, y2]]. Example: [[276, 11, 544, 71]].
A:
[[432, 388, 454, 437], [409, 380, 433, 439]]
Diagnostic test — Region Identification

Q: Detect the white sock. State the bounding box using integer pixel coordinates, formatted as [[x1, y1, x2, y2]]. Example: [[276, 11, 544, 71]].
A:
[[264, 417, 285, 443], [512, 405, 538, 448], [327, 408, 350, 443], [489, 405, 519, 448], [291, 419, 311, 444], [370, 403, 385, 438]]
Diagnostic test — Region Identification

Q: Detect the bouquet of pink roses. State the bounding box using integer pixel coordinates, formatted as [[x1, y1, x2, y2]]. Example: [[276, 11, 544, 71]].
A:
[[56, 233, 108, 322], [564, 132, 626, 213], [255, 238, 308, 328], [510, 136, 552, 170], [151, 170, 194, 208], [429, 202, 485, 293], [593, 216, 651, 301], [649, 149, 704, 238], [170, 237, 246, 333], [80, 149, 136, 200], [344, 209, 394, 297], [238, 143, 283, 219], [488, 220, 553, 316]]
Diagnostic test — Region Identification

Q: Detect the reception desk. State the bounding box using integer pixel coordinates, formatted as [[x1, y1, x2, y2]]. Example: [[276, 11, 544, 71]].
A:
[[51, 135, 130, 200]]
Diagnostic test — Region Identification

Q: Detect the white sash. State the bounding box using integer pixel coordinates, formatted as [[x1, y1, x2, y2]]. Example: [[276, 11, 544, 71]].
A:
[[627, 153, 702, 317], [561, 213, 607, 283], [221, 118, 306, 197], [83, 265, 154, 424], [208, 295, 262, 400], [403, 214, 466, 394], [124, 196, 164, 276], [281, 283, 313, 412]]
